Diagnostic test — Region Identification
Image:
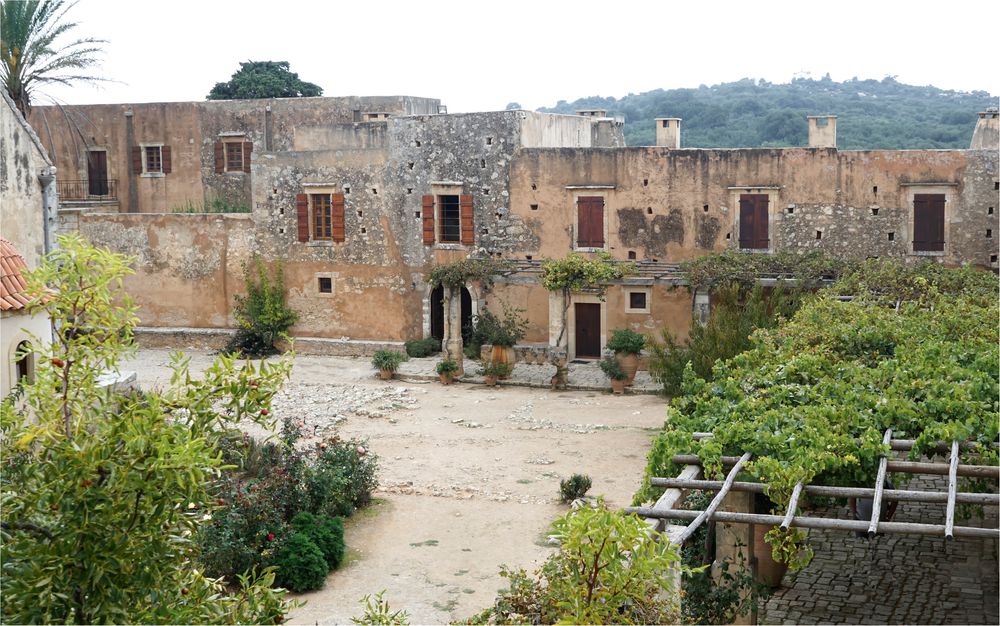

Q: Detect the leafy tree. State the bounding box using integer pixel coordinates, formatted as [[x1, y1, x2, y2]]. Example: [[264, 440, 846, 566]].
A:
[[224, 256, 298, 357], [0, 0, 106, 116], [0, 234, 294, 624], [504, 102, 522, 110], [207, 61, 322, 100]]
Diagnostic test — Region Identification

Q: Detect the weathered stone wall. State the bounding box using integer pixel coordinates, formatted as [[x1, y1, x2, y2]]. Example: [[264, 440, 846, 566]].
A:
[[509, 147, 997, 267], [76, 213, 254, 327], [1, 91, 53, 267]]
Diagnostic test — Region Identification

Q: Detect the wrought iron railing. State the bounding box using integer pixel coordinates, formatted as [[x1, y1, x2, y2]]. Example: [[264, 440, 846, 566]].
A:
[[56, 179, 118, 201]]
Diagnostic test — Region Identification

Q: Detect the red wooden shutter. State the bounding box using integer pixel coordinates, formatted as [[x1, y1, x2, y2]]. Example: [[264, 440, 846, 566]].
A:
[[214, 141, 225, 173], [161, 145, 172, 174], [331, 193, 346, 242], [754, 195, 769, 249], [460, 194, 474, 246], [577, 196, 604, 247], [131, 146, 142, 174], [295, 194, 310, 242], [739, 194, 768, 249], [243, 141, 253, 173], [913, 194, 945, 251], [738, 196, 754, 248], [422, 195, 436, 245]]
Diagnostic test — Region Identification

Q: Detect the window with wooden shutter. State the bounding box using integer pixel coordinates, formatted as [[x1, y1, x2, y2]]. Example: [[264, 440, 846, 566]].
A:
[[576, 196, 605, 248], [144, 146, 162, 173], [913, 194, 945, 252], [295, 194, 309, 242], [422, 195, 435, 245], [242, 141, 252, 173], [439, 195, 461, 243], [331, 193, 346, 243], [460, 194, 474, 245], [214, 141, 225, 173], [738, 194, 769, 250], [131, 146, 142, 175], [161, 145, 172, 174], [312, 194, 333, 240], [225, 142, 243, 172]]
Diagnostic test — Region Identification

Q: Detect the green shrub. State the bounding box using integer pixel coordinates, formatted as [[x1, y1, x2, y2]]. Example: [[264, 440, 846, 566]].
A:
[[469, 501, 681, 624], [606, 328, 645, 355], [404, 337, 441, 358], [598, 357, 627, 381], [224, 256, 298, 357], [351, 590, 411, 625], [436, 358, 459, 376], [291, 512, 346, 571], [372, 350, 406, 372], [470, 302, 528, 347], [479, 360, 512, 378], [559, 474, 592, 502], [304, 438, 379, 517], [274, 532, 328, 592]]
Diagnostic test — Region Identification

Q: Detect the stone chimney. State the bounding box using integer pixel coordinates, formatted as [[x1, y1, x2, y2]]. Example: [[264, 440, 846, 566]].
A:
[[808, 115, 837, 148], [655, 117, 681, 148], [970, 108, 999, 150], [575, 109, 608, 118]]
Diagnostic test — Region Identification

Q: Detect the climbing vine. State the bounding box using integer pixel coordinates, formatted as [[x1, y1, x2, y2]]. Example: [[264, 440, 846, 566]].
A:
[[427, 258, 512, 290], [680, 250, 847, 293], [541, 253, 636, 348], [635, 261, 999, 567]]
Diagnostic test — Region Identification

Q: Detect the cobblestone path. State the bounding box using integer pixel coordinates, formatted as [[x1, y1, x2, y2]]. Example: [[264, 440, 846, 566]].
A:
[[761, 476, 999, 625]]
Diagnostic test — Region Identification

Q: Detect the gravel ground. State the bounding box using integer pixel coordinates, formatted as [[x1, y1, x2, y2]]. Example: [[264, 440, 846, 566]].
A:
[[124, 348, 666, 624]]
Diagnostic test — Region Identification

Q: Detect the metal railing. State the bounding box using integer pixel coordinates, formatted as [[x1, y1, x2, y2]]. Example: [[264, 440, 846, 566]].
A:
[[56, 179, 118, 201]]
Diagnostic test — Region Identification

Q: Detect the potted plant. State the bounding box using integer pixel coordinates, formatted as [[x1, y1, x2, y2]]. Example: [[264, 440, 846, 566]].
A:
[[436, 358, 460, 385], [472, 302, 527, 378], [606, 328, 645, 386], [479, 360, 512, 387], [371, 350, 406, 380], [599, 357, 628, 394]]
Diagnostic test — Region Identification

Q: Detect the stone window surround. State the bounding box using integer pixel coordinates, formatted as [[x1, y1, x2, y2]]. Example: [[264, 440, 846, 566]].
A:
[[567, 292, 607, 361], [430, 182, 467, 249], [219, 132, 246, 174], [314, 271, 338, 297], [625, 287, 651, 314], [568, 185, 614, 252], [728, 186, 781, 253], [139, 143, 164, 178], [302, 183, 339, 245], [901, 182, 957, 257]]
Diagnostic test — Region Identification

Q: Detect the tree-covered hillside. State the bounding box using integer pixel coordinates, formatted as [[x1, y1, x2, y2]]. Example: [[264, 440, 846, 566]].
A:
[[538, 76, 997, 149]]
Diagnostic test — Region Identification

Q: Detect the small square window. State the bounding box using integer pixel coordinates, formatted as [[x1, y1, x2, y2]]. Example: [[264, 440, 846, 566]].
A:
[[626, 290, 649, 313], [318, 277, 333, 293]]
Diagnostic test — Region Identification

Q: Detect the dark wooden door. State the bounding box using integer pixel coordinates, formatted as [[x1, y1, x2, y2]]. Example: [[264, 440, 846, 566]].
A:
[[913, 194, 945, 251], [430, 285, 444, 340], [87, 151, 108, 196], [574, 303, 601, 359], [739, 194, 769, 249]]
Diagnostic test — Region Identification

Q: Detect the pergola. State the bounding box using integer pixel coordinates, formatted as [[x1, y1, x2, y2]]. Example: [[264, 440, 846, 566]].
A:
[[625, 430, 1000, 545]]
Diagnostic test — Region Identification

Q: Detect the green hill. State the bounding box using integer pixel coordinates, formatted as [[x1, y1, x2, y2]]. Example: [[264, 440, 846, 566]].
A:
[[537, 76, 997, 149]]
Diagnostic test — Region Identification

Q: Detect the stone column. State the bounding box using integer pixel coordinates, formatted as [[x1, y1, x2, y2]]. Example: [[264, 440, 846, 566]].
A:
[[443, 285, 464, 376], [548, 290, 568, 349], [693, 289, 711, 326], [715, 490, 756, 625]]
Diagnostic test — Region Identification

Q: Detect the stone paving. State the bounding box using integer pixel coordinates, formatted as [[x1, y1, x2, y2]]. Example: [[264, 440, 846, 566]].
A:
[[760, 475, 999, 625], [396, 356, 660, 393]]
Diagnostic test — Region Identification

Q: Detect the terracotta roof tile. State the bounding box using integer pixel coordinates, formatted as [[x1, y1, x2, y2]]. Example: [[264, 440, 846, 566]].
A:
[[0, 238, 32, 311]]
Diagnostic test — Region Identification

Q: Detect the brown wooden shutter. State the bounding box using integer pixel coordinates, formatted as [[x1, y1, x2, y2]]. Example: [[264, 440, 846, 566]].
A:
[[243, 141, 253, 173], [161, 145, 172, 174], [422, 195, 436, 245], [577, 196, 604, 247], [214, 141, 225, 173], [754, 195, 769, 249], [738, 196, 754, 248], [295, 194, 310, 242], [331, 193, 346, 243], [739, 194, 769, 249], [913, 194, 945, 251], [460, 194, 475, 246], [131, 146, 142, 175]]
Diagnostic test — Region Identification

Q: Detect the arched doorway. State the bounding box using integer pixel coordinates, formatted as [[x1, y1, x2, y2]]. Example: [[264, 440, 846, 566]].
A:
[[14, 341, 32, 385], [429, 285, 472, 341]]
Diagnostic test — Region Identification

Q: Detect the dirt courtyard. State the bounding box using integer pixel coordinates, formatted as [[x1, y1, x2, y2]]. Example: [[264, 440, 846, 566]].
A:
[[126, 349, 667, 624]]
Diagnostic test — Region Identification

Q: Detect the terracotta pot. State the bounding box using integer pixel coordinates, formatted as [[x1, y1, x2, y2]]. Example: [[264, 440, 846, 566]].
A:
[[617, 352, 639, 386], [490, 345, 515, 379], [484, 375, 498, 387], [753, 524, 789, 589], [611, 379, 626, 395], [438, 373, 453, 385], [378, 369, 394, 380]]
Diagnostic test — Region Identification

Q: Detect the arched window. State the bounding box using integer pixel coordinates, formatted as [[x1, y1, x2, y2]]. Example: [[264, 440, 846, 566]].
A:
[[14, 341, 33, 385]]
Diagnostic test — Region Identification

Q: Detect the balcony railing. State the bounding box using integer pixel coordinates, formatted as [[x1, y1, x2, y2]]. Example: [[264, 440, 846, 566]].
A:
[[56, 179, 118, 201]]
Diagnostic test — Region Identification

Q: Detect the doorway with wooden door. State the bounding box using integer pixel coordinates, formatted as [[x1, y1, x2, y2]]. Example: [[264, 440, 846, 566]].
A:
[[87, 150, 109, 196], [573, 302, 602, 359]]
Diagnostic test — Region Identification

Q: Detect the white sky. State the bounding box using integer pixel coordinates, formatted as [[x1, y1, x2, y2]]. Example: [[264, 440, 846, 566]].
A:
[[40, 0, 999, 113]]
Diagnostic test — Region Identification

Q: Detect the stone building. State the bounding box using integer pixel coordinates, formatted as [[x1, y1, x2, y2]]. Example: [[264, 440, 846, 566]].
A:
[[1, 90, 55, 396], [24, 96, 1000, 362]]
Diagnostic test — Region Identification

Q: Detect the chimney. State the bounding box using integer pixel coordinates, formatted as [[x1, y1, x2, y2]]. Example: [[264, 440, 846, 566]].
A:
[[808, 115, 837, 148], [575, 109, 608, 118], [970, 108, 999, 150], [655, 117, 681, 148]]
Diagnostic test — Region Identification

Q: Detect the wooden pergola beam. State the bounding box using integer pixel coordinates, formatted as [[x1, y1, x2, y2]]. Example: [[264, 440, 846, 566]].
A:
[[672, 452, 751, 546], [669, 455, 1000, 479], [868, 429, 893, 538], [781, 481, 804, 531], [946, 440, 960, 540], [690, 433, 998, 453]]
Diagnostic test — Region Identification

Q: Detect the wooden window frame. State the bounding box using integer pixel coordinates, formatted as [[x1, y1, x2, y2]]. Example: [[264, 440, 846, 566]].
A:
[[225, 142, 244, 172], [311, 193, 334, 241], [729, 188, 779, 253], [625, 288, 650, 314], [912, 193, 946, 253], [901, 184, 954, 257], [438, 194, 462, 243], [141, 144, 163, 176]]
